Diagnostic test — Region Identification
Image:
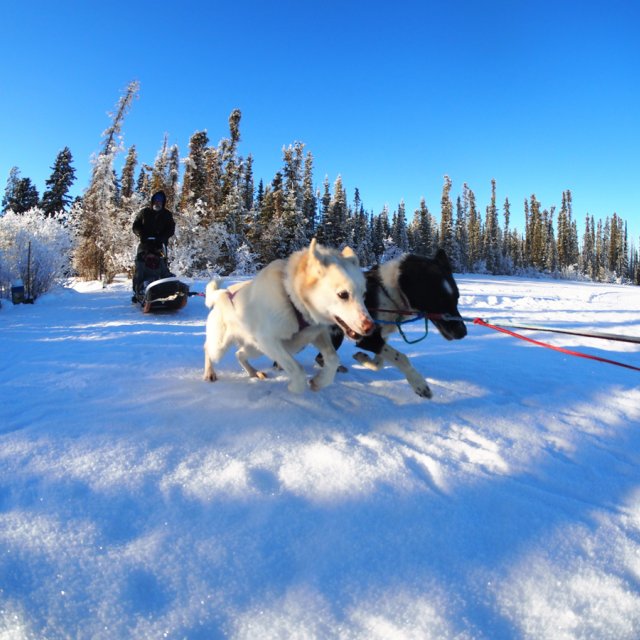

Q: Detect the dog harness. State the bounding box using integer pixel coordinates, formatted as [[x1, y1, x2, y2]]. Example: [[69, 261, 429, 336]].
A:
[[227, 288, 310, 331], [289, 298, 310, 331]]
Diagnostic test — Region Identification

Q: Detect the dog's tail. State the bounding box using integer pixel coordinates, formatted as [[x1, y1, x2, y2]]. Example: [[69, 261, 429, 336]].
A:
[[205, 279, 225, 309]]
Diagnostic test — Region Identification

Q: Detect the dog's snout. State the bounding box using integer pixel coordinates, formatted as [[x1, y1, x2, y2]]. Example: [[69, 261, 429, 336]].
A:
[[362, 316, 375, 335]]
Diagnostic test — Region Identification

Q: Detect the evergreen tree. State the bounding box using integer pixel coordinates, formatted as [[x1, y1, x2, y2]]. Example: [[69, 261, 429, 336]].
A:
[[74, 80, 139, 281], [2, 167, 21, 213], [329, 175, 348, 247], [150, 135, 171, 195], [528, 195, 545, 268], [166, 145, 180, 212], [543, 206, 558, 272], [580, 214, 596, 279], [220, 109, 242, 204], [352, 197, 373, 265], [302, 153, 317, 238], [280, 187, 307, 256], [467, 185, 482, 269], [204, 146, 223, 221], [2, 168, 40, 213], [15, 178, 39, 213], [453, 194, 468, 271], [179, 130, 210, 213], [392, 200, 409, 252], [370, 210, 385, 262], [439, 175, 455, 261], [136, 165, 151, 199], [317, 175, 347, 247], [316, 176, 332, 245], [41, 147, 76, 216], [242, 154, 255, 212], [120, 146, 138, 200], [502, 197, 515, 273], [410, 197, 434, 257], [484, 179, 501, 273]]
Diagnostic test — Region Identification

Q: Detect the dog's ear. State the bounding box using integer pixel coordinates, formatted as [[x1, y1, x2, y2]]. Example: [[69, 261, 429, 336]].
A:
[[435, 248, 452, 273], [341, 246, 360, 267], [308, 238, 321, 265], [308, 238, 328, 274]]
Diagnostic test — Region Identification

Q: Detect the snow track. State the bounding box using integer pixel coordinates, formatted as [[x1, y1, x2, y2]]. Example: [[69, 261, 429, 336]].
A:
[[1, 275, 640, 639]]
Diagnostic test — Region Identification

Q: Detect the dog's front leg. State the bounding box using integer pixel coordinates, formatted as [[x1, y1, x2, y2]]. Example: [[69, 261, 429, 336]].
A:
[[380, 344, 433, 399], [264, 342, 307, 393], [309, 330, 339, 391]]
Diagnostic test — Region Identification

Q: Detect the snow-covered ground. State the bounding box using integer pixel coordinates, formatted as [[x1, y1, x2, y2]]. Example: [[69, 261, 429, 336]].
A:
[[1, 274, 640, 640]]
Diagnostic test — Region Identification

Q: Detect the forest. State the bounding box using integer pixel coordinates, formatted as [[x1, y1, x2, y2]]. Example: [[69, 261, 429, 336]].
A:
[[2, 81, 639, 298]]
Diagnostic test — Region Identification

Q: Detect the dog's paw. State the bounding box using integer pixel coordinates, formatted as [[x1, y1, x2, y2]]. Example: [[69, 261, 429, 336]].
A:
[[254, 371, 268, 380], [310, 368, 336, 391], [353, 351, 380, 371], [203, 371, 217, 382], [414, 382, 433, 399], [287, 377, 307, 394]]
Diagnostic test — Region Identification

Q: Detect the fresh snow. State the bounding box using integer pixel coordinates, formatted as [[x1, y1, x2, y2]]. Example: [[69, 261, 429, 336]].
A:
[[1, 274, 640, 640]]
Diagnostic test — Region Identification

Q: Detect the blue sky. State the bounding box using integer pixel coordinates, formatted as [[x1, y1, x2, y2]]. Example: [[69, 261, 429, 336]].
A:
[[2, 0, 639, 242]]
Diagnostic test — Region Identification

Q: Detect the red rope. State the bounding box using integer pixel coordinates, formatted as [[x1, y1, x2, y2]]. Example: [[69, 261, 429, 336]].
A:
[[473, 318, 640, 372]]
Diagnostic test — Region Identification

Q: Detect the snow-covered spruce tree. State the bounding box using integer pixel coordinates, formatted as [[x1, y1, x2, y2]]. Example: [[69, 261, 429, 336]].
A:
[[439, 176, 456, 264], [464, 182, 482, 271], [120, 146, 138, 200], [453, 194, 468, 271], [74, 81, 139, 281], [302, 152, 317, 239], [543, 206, 558, 273], [527, 194, 545, 269], [501, 197, 515, 274], [2, 167, 20, 213], [231, 242, 260, 275], [166, 145, 181, 213], [484, 179, 501, 274], [370, 208, 389, 262], [315, 176, 332, 246], [327, 175, 348, 248], [135, 164, 151, 200], [2, 168, 39, 214], [150, 134, 171, 195], [580, 214, 596, 279], [171, 198, 228, 277], [279, 187, 308, 257], [216, 184, 247, 272], [410, 197, 435, 258], [391, 200, 409, 253], [179, 130, 210, 214], [119, 145, 145, 276], [242, 154, 255, 213], [0, 208, 73, 299], [352, 192, 373, 266], [220, 109, 242, 209], [40, 147, 76, 216]]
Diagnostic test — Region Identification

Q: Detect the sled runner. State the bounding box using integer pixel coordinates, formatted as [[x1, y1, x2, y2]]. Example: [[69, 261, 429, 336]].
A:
[[132, 249, 190, 313]]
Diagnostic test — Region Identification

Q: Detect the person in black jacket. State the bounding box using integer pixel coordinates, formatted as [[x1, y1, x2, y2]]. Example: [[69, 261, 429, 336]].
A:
[[132, 191, 176, 297]]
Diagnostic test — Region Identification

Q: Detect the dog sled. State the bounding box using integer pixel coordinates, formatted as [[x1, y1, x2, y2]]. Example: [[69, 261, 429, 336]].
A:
[[132, 246, 190, 313]]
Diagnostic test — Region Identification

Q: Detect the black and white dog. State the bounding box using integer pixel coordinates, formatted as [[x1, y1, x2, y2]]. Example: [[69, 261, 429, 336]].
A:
[[321, 249, 467, 398]]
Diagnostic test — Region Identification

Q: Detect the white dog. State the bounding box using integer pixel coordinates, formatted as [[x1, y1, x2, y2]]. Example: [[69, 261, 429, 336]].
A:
[[203, 239, 374, 393]]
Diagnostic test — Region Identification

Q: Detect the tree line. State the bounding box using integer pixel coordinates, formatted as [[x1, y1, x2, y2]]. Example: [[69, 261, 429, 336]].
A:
[[3, 81, 639, 287]]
